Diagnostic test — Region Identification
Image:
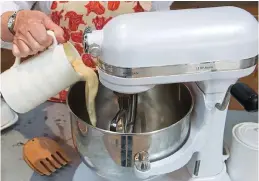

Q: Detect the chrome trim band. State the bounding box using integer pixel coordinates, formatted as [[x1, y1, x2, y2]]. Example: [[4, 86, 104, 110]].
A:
[[98, 57, 257, 78], [83, 27, 92, 54]]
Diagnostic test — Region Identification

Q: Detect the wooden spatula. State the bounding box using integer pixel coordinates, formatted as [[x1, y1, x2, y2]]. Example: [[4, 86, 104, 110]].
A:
[[23, 154, 43, 175], [23, 137, 71, 176]]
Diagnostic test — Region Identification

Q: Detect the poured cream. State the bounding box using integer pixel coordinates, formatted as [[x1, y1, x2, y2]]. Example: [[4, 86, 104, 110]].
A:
[[64, 43, 99, 126]]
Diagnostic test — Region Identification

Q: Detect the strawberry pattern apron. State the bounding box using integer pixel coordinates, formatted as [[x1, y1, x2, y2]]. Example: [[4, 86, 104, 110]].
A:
[[49, 1, 152, 103]]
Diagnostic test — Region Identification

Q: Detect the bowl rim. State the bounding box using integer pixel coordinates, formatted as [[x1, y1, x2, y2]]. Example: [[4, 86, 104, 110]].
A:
[[67, 81, 194, 136]]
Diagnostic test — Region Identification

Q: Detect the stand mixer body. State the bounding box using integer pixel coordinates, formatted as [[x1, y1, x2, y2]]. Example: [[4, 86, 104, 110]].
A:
[[79, 6, 258, 181]]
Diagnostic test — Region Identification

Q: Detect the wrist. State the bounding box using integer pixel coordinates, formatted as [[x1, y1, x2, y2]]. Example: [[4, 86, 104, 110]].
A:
[[1, 11, 15, 42], [8, 10, 22, 35]]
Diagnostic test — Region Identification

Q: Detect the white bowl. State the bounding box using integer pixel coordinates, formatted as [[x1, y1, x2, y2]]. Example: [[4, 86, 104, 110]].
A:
[[1, 97, 19, 131]]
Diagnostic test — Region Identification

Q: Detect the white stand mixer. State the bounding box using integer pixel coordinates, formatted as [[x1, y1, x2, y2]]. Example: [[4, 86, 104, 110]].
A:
[[81, 6, 258, 181]]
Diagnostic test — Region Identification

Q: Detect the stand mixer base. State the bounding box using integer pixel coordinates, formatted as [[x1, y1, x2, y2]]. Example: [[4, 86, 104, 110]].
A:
[[73, 162, 231, 181], [187, 167, 231, 181]]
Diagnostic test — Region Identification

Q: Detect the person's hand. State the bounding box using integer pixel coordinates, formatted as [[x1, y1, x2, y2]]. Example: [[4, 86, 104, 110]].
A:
[[12, 10, 65, 57]]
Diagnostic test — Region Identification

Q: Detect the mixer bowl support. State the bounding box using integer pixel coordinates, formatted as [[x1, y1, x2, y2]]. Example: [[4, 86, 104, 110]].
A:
[[67, 81, 193, 180]]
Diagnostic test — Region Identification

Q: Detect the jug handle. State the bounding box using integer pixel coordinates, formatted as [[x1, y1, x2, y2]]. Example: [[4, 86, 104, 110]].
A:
[[11, 30, 58, 68]]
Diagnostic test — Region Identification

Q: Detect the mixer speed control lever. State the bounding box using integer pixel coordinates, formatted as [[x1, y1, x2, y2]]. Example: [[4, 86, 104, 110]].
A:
[[230, 82, 258, 112], [216, 82, 258, 112]]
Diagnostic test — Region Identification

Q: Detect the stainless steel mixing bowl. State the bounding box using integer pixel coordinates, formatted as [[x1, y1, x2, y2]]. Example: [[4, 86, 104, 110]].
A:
[[67, 81, 193, 180]]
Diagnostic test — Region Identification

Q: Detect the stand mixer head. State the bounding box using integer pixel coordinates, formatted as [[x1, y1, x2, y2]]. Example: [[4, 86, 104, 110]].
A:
[[83, 6, 258, 94]]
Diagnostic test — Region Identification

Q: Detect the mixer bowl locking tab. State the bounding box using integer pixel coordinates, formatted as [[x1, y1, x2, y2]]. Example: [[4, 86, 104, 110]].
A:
[[134, 151, 151, 172]]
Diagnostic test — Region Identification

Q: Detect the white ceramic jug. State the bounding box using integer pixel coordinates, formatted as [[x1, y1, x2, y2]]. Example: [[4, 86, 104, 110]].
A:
[[0, 31, 81, 113]]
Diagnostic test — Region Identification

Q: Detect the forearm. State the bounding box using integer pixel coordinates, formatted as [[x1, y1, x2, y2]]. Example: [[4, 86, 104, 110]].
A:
[[1, 11, 15, 42]]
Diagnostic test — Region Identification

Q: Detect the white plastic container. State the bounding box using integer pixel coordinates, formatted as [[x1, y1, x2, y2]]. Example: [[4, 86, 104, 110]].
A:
[[227, 122, 258, 181]]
